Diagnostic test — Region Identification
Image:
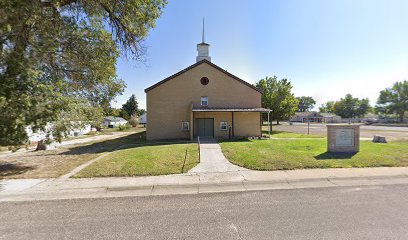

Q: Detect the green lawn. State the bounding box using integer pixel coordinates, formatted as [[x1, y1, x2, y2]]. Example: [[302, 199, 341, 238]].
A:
[[220, 139, 408, 170], [74, 142, 199, 177]]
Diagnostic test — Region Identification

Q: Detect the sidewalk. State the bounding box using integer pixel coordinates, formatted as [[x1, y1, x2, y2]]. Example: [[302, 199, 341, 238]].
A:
[[2, 167, 408, 202], [188, 138, 246, 173]]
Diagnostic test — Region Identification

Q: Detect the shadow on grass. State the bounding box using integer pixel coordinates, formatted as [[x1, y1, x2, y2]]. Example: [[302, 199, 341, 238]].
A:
[[0, 163, 35, 177], [262, 130, 287, 135], [314, 152, 357, 160], [218, 138, 251, 143], [62, 131, 196, 156]]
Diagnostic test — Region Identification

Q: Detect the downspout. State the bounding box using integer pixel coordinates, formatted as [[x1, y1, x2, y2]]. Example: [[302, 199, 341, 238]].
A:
[[190, 103, 194, 140], [232, 111, 235, 138]]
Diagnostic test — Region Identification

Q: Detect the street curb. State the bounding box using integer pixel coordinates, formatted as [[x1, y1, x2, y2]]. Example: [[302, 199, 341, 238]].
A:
[[2, 175, 408, 202], [107, 185, 153, 192]]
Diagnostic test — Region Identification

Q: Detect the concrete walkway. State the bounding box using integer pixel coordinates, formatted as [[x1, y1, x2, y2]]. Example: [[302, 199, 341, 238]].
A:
[[188, 138, 247, 173], [2, 167, 408, 202]]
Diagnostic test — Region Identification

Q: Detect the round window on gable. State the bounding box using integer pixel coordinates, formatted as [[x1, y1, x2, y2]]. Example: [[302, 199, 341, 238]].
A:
[[200, 77, 209, 85]]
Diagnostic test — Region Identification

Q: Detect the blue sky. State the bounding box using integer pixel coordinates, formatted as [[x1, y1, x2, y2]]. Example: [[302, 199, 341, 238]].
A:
[[114, 0, 408, 110]]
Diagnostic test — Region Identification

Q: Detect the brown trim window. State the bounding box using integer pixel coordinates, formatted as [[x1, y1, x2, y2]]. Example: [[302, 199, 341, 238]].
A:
[[220, 121, 228, 131], [181, 121, 190, 131], [201, 96, 208, 106]]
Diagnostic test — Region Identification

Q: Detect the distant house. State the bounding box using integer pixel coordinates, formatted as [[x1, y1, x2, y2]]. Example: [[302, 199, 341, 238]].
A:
[[103, 116, 128, 128], [26, 123, 91, 143], [320, 113, 342, 123], [290, 112, 341, 123], [139, 113, 147, 125]]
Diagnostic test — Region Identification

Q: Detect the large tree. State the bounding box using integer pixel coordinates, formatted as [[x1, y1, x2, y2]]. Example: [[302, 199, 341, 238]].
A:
[[296, 96, 316, 112], [122, 94, 139, 119], [376, 81, 408, 123], [0, 0, 166, 145], [255, 76, 299, 124], [319, 101, 335, 113], [333, 94, 371, 119]]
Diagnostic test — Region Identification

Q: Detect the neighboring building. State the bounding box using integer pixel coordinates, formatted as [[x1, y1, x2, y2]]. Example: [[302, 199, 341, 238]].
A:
[[290, 112, 341, 123], [291, 112, 318, 122], [103, 116, 128, 128], [26, 123, 91, 143], [320, 113, 342, 123], [144, 30, 270, 140], [139, 113, 147, 125]]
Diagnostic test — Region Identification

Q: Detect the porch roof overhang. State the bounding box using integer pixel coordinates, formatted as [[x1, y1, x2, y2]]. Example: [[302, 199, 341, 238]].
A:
[[192, 107, 271, 113]]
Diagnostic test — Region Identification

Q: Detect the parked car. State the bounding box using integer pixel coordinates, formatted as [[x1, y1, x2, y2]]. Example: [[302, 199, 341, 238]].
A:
[[362, 118, 378, 125]]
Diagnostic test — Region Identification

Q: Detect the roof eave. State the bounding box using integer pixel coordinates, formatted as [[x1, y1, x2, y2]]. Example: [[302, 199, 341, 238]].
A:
[[144, 60, 263, 94], [191, 107, 271, 113]]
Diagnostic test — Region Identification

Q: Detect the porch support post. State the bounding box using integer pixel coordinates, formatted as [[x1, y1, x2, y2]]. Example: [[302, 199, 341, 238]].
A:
[[268, 111, 271, 137], [260, 112, 262, 136]]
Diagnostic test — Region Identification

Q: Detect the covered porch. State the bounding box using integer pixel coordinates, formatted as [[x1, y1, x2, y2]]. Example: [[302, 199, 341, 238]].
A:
[[190, 107, 271, 139]]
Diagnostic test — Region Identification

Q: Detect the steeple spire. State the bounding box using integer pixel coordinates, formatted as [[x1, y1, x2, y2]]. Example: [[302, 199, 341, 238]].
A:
[[196, 17, 211, 62], [202, 17, 205, 43]]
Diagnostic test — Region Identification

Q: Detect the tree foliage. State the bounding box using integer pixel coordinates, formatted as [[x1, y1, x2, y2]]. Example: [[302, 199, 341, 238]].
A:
[[296, 96, 316, 112], [376, 80, 408, 122], [119, 109, 130, 121], [333, 94, 371, 118], [0, 0, 166, 145], [319, 101, 335, 113], [110, 108, 122, 117], [122, 94, 139, 119], [255, 76, 299, 124], [138, 109, 146, 116]]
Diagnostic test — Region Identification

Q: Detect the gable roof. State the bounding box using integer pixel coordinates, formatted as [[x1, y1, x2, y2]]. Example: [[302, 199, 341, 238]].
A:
[[192, 107, 271, 112], [104, 116, 127, 122], [293, 112, 323, 117], [320, 113, 339, 117], [144, 59, 262, 93]]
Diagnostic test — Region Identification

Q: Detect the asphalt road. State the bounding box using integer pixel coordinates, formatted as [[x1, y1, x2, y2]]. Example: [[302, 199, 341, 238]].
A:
[[1, 184, 408, 239], [273, 123, 408, 141]]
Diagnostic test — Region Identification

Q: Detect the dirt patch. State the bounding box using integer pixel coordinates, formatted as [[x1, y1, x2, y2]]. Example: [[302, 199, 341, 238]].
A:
[[0, 130, 146, 179], [0, 148, 98, 179]]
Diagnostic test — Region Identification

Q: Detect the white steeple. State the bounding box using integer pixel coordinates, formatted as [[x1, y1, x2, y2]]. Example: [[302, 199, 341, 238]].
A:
[[196, 17, 211, 62]]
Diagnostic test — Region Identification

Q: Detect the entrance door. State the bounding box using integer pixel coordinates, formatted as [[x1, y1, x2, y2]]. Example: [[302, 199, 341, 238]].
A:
[[196, 118, 214, 138]]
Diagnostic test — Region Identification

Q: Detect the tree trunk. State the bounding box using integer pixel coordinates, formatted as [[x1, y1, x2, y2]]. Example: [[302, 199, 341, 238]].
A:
[[35, 140, 47, 151]]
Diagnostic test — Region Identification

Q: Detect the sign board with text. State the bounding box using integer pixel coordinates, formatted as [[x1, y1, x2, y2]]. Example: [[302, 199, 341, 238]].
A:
[[335, 128, 354, 147], [327, 125, 360, 153]]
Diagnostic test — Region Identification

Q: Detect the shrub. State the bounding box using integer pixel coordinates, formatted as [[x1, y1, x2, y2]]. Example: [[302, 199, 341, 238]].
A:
[[118, 123, 131, 131]]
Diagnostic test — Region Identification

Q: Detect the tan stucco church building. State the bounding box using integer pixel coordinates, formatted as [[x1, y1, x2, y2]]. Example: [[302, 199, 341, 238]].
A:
[[145, 33, 270, 140]]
